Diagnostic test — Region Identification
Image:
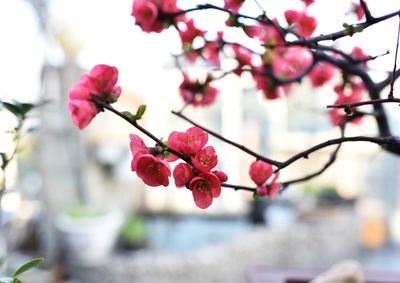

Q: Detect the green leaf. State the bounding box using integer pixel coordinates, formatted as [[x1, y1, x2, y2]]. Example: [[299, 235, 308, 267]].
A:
[[342, 22, 350, 28], [12, 258, 44, 277], [12, 278, 22, 283], [253, 192, 259, 200], [122, 111, 135, 121], [2, 102, 21, 116], [135, 105, 147, 120], [19, 103, 34, 116]]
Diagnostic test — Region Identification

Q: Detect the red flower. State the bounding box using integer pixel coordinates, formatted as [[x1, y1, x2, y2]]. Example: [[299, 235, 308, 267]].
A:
[[179, 73, 218, 106], [308, 63, 335, 87], [249, 160, 273, 185], [351, 47, 368, 67], [68, 99, 97, 130], [173, 163, 194, 187], [168, 126, 208, 156], [231, 44, 253, 75], [68, 64, 121, 129], [256, 171, 280, 199], [136, 154, 171, 187], [212, 170, 228, 182], [224, 0, 245, 14], [192, 146, 218, 172], [244, 23, 284, 46], [329, 83, 364, 126], [178, 18, 205, 44], [189, 172, 221, 209], [131, 0, 179, 33], [301, 0, 314, 7], [129, 134, 149, 171], [284, 10, 317, 38]]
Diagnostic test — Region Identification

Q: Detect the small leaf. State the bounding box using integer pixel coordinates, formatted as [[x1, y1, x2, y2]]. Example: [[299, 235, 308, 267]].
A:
[[122, 111, 135, 122], [19, 103, 34, 116], [2, 102, 21, 116], [253, 192, 259, 200], [12, 258, 44, 277], [12, 278, 22, 283], [135, 105, 147, 120], [342, 22, 350, 28]]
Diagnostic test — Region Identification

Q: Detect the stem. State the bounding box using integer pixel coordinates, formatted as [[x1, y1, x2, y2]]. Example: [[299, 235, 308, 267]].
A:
[[279, 135, 399, 169], [171, 110, 282, 167], [327, 98, 400, 109], [388, 15, 400, 99], [92, 97, 193, 165]]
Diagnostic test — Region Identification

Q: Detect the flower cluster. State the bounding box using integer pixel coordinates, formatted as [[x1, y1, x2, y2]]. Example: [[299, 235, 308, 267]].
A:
[[179, 73, 218, 107], [249, 160, 280, 199], [131, 0, 180, 33], [129, 126, 227, 209], [68, 64, 121, 129]]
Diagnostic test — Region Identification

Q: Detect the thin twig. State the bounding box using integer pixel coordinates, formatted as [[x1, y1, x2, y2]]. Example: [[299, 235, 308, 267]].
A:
[[388, 15, 400, 99]]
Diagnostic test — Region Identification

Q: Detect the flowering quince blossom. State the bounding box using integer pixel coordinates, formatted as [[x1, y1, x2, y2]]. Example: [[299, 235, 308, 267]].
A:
[[329, 83, 364, 126], [136, 155, 171, 187], [129, 134, 171, 186], [131, 0, 179, 33], [308, 63, 335, 87], [249, 160, 280, 199], [301, 0, 314, 7], [68, 64, 121, 129], [351, 47, 369, 67], [256, 172, 280, 199], [351, 1, 367, 20], [178, 18, 205, 45], [179, 73, 218, 106], [284, 10, 317, 38], [224, 0, 245, 14], [190, 172, 221, 209], [167, 127, 227, 208], [249, 160, 273, 185], [244, 23, 284, 46]]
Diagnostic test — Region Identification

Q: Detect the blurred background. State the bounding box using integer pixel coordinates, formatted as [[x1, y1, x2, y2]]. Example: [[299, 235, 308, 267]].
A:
[[1, 0, 400, 282]]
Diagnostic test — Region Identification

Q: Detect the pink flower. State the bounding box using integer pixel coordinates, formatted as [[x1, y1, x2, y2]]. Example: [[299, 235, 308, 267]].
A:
[[178, 18, 205, 44], [131, 0, 179, 33], [351, 47, 368, 67], [351, 2, 367, 20], [68, 99, 97, 130], [68, 64, 121, 129], [212, 170, 228, 182], [308, 63, 335, 87], [329, 83, 364, 126], [129, 134, 149, 171], [168, 127, 208, 156], [284, 10, 317, 38], [244, 23, 284, 46], [189, 172, 221, 209], [173, 163, 194, 187], [136, 154, 171, 187], [256, 171, 280, 199], [252, 73, 282, 100], [249, 160, 273, 185], [192, 146, 218, 172], [224, 0, 245, 14], [179, 73, 218, 106], [231, 44, 253, 75], [203, 42, 221, 67], [301, 0, 314, 6]]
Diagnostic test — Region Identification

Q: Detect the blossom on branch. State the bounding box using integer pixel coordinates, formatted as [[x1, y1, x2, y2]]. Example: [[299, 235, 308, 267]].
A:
[[68, 64, 121, 129], [284, 10, 317, 38], [131, 0, 179, 33]]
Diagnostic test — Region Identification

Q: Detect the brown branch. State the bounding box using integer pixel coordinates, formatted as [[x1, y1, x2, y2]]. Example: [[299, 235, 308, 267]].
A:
[[92, 97, 193, 165], [388, 15, 400, 99], [171, 110, 282, 167], [327, 98, 400, 109], [278, 135, 400, 170]]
